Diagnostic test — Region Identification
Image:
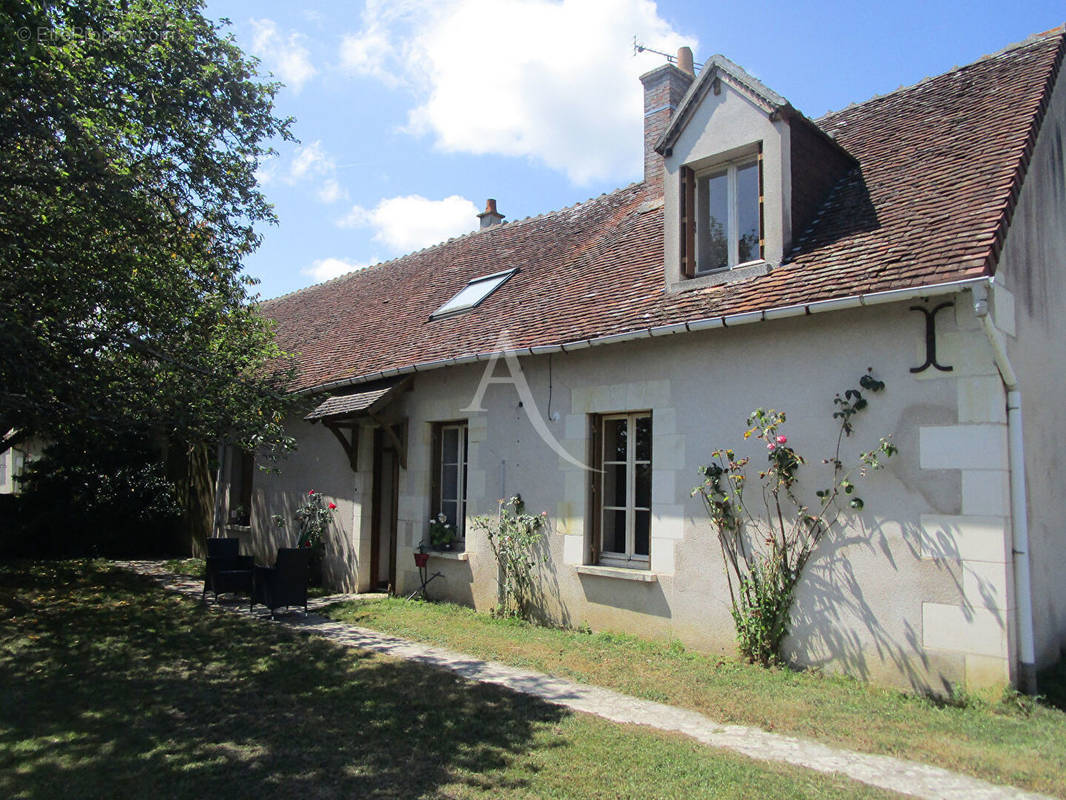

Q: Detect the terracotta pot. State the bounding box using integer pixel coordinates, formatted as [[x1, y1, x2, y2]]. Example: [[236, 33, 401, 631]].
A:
[[414, 552, 429, 568]]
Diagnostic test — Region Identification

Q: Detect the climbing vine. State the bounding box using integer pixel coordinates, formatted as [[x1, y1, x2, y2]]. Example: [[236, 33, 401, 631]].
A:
[[472, 495, 548, 619], [693, 370, 898, 665]]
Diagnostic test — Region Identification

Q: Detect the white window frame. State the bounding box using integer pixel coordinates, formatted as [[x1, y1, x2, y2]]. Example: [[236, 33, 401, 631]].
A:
[[695, 158, 761, 274], [597, 412, 652, 569], [436, 421, 468, 540], [430, 268, 517, 319]]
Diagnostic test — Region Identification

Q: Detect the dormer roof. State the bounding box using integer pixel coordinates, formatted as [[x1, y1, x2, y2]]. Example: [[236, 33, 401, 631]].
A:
[[655, 54, 790, 155]]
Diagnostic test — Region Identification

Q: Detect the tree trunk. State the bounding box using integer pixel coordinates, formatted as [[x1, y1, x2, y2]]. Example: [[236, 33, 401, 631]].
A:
[[167, 440, 216, 556]]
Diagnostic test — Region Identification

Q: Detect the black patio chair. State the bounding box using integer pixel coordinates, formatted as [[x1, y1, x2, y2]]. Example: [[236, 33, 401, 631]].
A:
[[203, 537, 254, 602], [252, 547, 311, 617]]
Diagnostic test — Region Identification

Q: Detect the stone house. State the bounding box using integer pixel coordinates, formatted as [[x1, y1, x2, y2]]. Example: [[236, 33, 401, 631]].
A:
[[218, 27, 1066, 693]]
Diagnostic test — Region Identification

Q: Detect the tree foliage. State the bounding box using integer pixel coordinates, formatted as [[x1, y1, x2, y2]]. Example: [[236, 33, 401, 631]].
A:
[[0, 0, 296, 452]]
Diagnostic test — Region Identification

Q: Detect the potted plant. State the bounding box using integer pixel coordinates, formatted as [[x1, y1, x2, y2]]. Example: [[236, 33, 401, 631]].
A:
[[413, 540, 429, 568], [429, 513, 457, 551], [271, 489, 336, 586]]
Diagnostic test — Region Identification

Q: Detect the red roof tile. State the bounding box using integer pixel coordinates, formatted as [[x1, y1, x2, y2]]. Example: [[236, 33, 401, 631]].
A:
[[264, 28, 1064, 394]]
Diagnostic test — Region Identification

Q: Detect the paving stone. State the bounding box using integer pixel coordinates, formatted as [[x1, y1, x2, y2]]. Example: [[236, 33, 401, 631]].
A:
[[118, 561, 1053, 800]]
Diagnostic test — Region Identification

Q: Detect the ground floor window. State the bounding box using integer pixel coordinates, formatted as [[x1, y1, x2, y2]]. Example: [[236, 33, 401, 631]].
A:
[[594, 412, 652, 568], [432, 421, 468, 544]]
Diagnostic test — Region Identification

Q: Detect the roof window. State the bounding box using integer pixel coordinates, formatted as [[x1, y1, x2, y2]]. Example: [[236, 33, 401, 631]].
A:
[[430, 268, 516, 319]]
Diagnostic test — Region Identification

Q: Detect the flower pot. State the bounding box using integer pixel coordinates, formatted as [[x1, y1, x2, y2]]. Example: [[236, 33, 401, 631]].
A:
[[414, 552, 429, 568]]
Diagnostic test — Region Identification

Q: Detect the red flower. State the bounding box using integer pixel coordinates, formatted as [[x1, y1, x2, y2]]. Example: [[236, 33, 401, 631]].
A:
[[303, 541, 311, 547], [328, 502, 336, 510], [308, 489, 315, 496]]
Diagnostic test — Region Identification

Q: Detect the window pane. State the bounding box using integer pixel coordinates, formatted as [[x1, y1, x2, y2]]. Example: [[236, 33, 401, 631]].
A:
[[441, 500, 458, 527], [635, 463, 651, 509], [603, 418, 627, 462], [736, 162, 760, 264], [442, 462, 458, 501], [635, 415, 652, 462], [635, 510, 651, 556], [602, 509, 627, 553], [697, 171, 729, 272], [603, 463, 627, 508], [443, 427, 459, 464]]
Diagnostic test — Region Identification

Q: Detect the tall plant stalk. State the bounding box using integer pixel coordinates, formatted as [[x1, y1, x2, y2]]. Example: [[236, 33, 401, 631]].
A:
[[693, 370, 897, 665]]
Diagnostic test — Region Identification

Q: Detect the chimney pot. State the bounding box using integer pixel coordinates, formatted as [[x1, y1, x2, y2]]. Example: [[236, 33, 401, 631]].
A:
[[677, 46, 694, 76], [477, 197, 505, 229]]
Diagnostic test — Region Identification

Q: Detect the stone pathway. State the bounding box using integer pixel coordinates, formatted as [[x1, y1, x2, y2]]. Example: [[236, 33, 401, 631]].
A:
[[119, 561, 1053, 800]]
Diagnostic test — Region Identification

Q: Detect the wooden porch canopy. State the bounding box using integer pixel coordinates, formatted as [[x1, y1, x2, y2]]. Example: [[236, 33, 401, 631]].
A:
[[304, 376, 411, 470]]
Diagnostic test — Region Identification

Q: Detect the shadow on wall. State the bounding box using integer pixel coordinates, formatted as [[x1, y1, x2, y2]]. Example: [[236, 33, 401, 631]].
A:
[[787, 514, 999, 695], [250, 490, 357, 593], [578, 574, 672, 619], [525, 526, 572, 629]]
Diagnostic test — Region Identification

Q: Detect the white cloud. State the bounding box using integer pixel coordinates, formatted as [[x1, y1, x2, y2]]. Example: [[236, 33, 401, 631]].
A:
[[337, 194, 480, 253], [302, 257, 372, 282], [336, 0, 693, 185], [289, 140, 334, 181], [317, 179, 349, 204], [339, 26, 398, 86], [250, 18, 317, 92], [281, 141, 349, 204]]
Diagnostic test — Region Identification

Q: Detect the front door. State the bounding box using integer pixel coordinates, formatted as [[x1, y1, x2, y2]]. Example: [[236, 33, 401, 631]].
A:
[[370, 428, 399, 592]]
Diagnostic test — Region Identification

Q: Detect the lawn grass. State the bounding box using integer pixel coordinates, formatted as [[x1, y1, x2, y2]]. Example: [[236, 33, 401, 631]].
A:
[[322, 595, 1066, 798], [0, 561, 903, 800]]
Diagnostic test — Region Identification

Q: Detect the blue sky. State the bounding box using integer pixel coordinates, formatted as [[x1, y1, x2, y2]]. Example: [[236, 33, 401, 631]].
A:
[[203, 0, 1065, 300]]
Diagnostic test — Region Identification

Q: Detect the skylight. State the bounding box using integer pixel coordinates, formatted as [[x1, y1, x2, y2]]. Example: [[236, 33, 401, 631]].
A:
[[431, 269, 516, 319]]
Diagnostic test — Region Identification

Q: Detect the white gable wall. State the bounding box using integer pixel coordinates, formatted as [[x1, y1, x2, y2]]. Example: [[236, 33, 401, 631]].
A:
[[993, 58, 1066, 671]]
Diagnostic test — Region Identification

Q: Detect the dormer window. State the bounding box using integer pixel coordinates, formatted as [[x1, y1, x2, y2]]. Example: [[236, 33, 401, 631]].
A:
[[680, 149, 764, 279], [696, 159, 761, 272], [655, 50, 855, 293], [430, 268, 516, 319]]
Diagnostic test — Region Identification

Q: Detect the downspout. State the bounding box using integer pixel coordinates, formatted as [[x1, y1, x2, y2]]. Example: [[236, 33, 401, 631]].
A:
[[973, 284, 1037, 694]]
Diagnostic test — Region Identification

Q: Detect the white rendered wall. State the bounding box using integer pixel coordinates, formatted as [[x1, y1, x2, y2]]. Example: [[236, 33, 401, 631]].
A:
[[994, 63, 1066, 671], [231, 294, 1017, 691]]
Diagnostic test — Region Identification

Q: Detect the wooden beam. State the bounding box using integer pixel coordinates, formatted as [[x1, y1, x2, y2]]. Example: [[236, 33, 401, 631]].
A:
[[325, 423, 359, 471], [370, 414, 407, 470]]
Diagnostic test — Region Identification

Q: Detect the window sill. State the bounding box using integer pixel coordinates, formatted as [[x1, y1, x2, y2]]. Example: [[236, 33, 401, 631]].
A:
[[428, 550, 470, 562], [575, 565, 658, 583], [668, 259, 773, 294]]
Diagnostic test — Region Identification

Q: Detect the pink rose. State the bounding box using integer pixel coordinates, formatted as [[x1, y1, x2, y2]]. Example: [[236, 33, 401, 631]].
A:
[[767, 443, 776, 450], [328, 502, 336, 510], [776, 435, 787, 444], [308, 489, 315, 496]]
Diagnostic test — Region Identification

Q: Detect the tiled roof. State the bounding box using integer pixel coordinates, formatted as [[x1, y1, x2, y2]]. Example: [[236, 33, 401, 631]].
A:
[[264, 27, 1065, 395], [304, 377, 409, 421]]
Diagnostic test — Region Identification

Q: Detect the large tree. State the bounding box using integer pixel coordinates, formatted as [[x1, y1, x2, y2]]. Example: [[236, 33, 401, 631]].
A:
[[0, 0, 296, 454]]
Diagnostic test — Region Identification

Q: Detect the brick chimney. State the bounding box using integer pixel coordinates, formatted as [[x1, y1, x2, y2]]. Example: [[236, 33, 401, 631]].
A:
[[477, 198, 505, 229], [639, 47, 695, 193]]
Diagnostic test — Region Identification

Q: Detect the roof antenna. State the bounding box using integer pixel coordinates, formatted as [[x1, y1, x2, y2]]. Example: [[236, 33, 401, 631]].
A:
[[633, 36, 703, 70]]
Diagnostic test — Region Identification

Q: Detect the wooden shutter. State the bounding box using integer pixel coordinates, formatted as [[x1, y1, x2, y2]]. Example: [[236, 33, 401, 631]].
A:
[[588, 415, 602, 564], [757, 144, 765, 259], [680, 166, 696, 278], [429, 424, 441, 517]]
